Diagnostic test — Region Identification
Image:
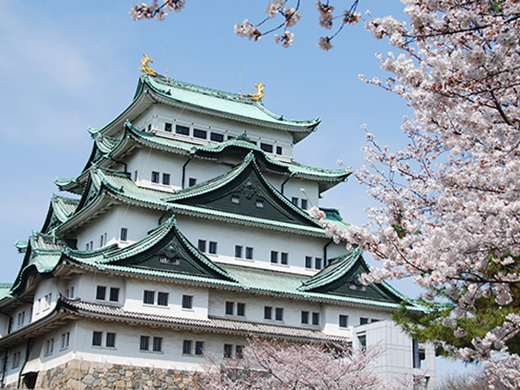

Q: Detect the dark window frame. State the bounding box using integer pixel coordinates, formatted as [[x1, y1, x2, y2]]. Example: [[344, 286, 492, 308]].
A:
[[106, 332, 116, 348], [162, 173, 170, 185], [92, 331, 103, 347], [151, 171, 160, 184], [193, 129, 207, 139], [109, 287, 119, 302], [157, 292, 169, 306], [176, 125, 190, 135], [143, 290, 155, 305], [182, 295, 193, 309], [96, 286, 106, 301]]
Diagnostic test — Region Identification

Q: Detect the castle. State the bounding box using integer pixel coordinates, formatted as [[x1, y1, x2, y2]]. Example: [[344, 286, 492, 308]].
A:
[[0, 66, 435, 389]]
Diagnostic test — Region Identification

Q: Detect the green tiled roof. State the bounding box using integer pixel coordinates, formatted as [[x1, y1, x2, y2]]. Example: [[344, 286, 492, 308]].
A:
[[165, 152, 322, 228], [0, 284, 12, 301], [56, 158, 329, 236], [321, 208, 351, 230], [221, 263, 421, 311], [73, 121, 349, 195], [65, 216, 238, 285], [138, 75, 320, 134]]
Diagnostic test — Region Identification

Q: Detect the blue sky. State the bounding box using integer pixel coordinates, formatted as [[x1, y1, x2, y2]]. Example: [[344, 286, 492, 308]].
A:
[[0, 0, 474, 378]]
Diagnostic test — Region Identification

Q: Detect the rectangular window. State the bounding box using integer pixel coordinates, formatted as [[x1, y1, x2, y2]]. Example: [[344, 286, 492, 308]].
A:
[[100, 234, 104, 247], [276, 146, 283, 155], [109, 287, 120, 302], [189, 177, 197, 186], [134, 170, 138, 181], [291, 197, 299, 206], [182, 295, 193, 309], [260, 143, 273, 153], [225, 301, 234, 315], [275, 307, 284, 321], [151, 171, 160, 183], [223, 344, 233, 358], [360, 317, 369, 325], [120, 227, 128, 241], [143, 290, 155, 305], [245, 247, 254, 260], [271, 251, 278, 264], [106, 332, 116, 348], [140, 336, 150, 351], [312, 312, 320, 325], [210, 132, 224, 142], [198, 239, 206, 252], [12, 351, 20, 368], [231, 195, 240, 204], [157, 292, 169, 306], [264, 306, 272, 320], [209, 241, 217, 254], [236, 345, 244, 359], [61, 332, 70, 349], [162, 173, 171, 185], [92, 331, 103, 346], [256, 199, 264, 208], [237, 303, 246, 317], [339, 315, 348, 328], [147, 124, 152, 131], [164, 122, 172, 132], [45, 339, 54, 355], [193, 129, 207, 139], [315, 258, 322, 270], [17, 311, 24, 326], [176, 125, 189, 135], [96, 286, 106, 300], [153, 337, 163, 352], [281, 252, 288, 265], [195, 341, 204, 356], [305, 256, 313, 269], [235, 245, 243, 258], [301, 311, 309, 324], [183, 340, 192, 355], [301, 199, 308, 210], [358, 334, 367, 349]]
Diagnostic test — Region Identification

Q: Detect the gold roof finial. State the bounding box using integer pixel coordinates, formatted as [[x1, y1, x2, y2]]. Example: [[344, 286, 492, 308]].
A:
[[248, 83, 265, 101], [139, 53, 157, 77]]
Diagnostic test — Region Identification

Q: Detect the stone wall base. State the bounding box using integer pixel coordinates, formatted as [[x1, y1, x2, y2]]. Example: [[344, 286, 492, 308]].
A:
[[16, 360, 198, 390]]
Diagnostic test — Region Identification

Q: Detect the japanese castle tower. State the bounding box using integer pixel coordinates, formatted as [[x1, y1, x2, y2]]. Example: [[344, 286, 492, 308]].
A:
[[0, 64, 435, 389]]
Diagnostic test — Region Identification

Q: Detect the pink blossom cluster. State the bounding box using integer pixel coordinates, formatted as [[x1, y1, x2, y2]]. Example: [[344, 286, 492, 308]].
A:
[[329, 0, 520, 380], [191, 337, 419, 390], [129, 0, 185, 21]]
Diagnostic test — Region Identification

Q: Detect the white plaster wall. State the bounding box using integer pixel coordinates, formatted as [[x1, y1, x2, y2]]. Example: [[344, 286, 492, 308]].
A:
[[75, 205, 162, 251], [125, 149, 187, 191], [72, 318, 250, 371], [176, 215, 330, 272], [132, 103, 295, 158], [123, 278, 208, 320], [352, 321, 436, 388], [3, 323, 78, 387], [32, 278, 59, 322], [75, 273, 126, 304], [322, 304, 391, 337], [208, 290, 325, 329]]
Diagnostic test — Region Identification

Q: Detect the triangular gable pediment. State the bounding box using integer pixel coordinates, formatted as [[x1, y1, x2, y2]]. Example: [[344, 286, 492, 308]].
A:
[[77, 217, 235, 282], [170, 155, 320, 228], [301, 250, 404, 304]]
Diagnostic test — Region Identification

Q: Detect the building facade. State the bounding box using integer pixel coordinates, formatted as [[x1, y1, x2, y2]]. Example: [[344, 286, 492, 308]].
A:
[[0, 71, 435, 389]]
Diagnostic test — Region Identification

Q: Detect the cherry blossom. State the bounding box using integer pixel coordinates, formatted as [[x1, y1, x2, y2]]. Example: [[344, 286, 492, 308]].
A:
[[189, 337, 416, 390]]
